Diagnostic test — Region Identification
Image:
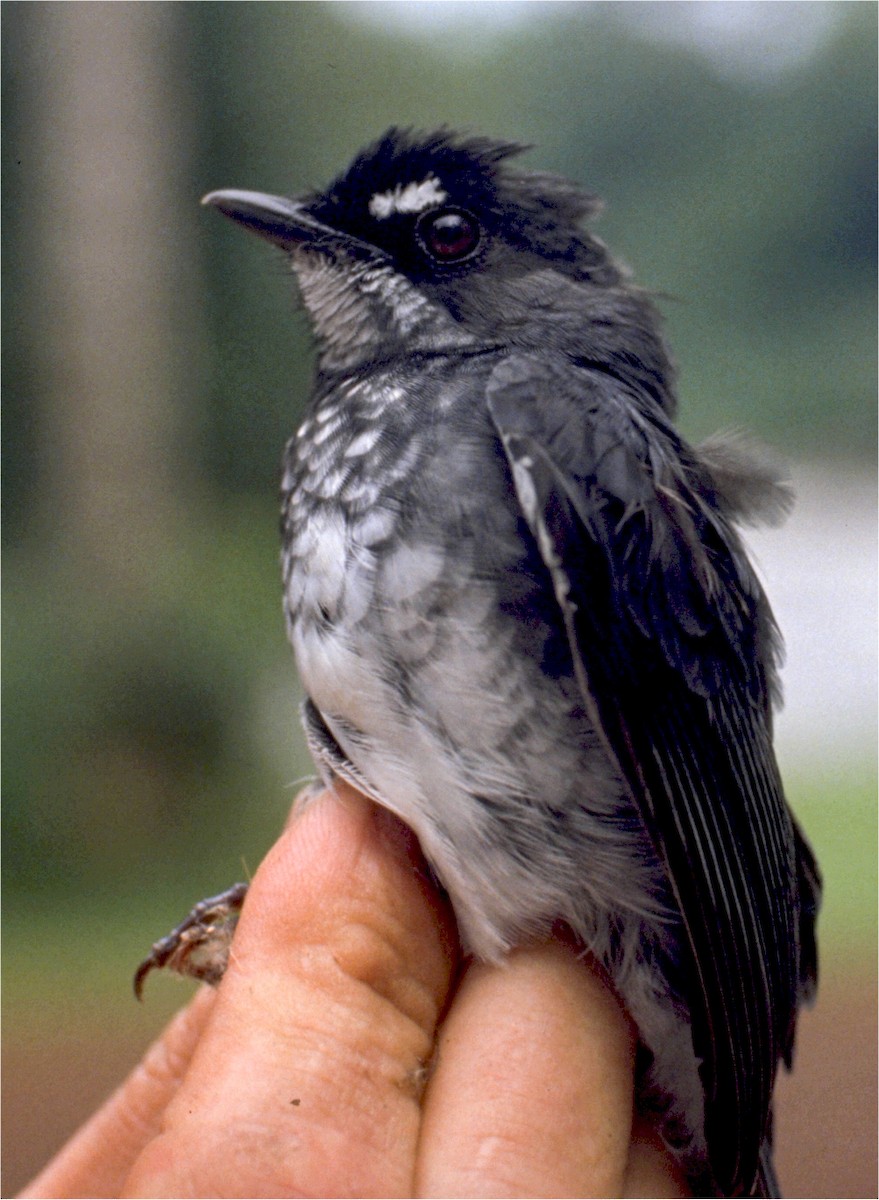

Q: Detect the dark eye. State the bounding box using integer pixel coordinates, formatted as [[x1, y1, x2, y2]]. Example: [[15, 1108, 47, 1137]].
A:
[[417, 208, 481, 263]]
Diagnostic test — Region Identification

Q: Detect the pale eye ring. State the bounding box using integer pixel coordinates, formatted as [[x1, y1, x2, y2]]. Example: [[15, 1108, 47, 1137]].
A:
[[416, 208, 481, 263]]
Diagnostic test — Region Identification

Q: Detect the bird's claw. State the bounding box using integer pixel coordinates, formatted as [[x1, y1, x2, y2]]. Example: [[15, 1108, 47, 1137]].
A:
[[134, 882, 249, 1000]]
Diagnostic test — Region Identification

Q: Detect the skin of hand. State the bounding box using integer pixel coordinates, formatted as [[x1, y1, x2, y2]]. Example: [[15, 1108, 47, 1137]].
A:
[[21, 784, 689, 1199]]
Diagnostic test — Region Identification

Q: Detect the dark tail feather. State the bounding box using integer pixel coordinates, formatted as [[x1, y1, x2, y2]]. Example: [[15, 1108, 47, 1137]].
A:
[[753, 1138, 781, 1198], [795, 818, 822, 1003]]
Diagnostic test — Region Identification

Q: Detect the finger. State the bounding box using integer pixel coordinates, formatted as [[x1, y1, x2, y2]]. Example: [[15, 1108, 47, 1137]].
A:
[[416, 942, 636, 1198], [124, 785, 458, 1199], [19, 986, 216, 1199]]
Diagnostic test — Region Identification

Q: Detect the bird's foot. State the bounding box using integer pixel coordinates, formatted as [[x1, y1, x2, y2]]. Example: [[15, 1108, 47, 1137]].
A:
[[134, 882, 249, 999]]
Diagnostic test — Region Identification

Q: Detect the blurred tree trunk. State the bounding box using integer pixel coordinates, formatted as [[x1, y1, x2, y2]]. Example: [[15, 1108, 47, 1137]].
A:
[[28, 2, 202, 589]]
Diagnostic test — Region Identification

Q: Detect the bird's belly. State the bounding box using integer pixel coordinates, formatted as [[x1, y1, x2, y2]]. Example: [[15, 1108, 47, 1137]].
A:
[[286, 503, 665, 954]]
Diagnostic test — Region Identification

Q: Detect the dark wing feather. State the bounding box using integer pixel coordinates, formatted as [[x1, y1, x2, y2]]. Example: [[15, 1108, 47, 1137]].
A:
[[487, 353, 816, 1197]]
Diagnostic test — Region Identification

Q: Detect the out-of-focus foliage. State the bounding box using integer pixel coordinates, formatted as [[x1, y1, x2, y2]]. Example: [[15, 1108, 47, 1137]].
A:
[[3, 1, 874, 910]]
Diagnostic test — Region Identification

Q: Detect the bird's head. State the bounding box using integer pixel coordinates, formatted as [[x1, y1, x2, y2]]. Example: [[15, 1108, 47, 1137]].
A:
[[205, 127, 672, 397]]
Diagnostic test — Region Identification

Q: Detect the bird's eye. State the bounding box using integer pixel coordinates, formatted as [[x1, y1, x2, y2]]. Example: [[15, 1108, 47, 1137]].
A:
[[417, 209, 481, 263]]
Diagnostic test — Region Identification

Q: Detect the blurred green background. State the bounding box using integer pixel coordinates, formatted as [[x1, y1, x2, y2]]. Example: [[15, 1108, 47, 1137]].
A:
[[3, 2, 876, 1194]]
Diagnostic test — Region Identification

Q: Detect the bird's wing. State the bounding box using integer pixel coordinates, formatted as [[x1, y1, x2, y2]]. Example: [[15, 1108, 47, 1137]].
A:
[[487, 352, 805, 1197]]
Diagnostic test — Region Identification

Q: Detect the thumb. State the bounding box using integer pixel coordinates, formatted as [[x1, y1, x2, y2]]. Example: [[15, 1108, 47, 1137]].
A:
[[123, 784, 458, 1198]]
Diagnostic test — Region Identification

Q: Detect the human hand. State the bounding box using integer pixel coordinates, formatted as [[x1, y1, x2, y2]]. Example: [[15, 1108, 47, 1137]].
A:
[[21, 784, 688, 1198]]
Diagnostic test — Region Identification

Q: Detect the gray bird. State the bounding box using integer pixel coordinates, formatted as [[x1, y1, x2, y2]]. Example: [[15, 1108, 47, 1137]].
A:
[[150, 129, 820, 1197]]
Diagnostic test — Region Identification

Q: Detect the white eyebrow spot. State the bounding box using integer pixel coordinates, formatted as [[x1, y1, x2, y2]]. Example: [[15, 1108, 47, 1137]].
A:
[[368, 175, 448, 219]]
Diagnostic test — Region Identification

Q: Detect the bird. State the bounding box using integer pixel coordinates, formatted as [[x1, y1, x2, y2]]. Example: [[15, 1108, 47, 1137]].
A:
[[187, 128, 818, 1197]]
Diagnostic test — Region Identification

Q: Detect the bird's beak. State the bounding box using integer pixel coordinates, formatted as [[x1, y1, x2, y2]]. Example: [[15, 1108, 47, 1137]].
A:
[[201, 189, 328, 251], [202, 189, 386, 267]]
